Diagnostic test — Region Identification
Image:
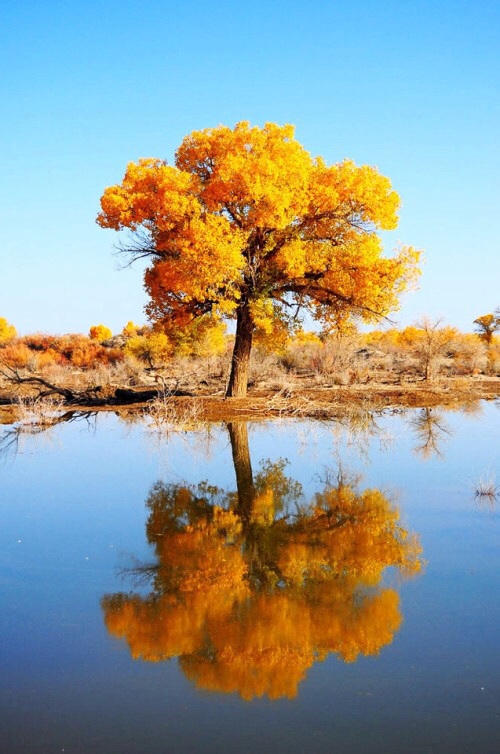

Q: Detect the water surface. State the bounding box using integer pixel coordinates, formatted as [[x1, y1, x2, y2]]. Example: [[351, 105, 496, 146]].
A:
[[1, 401, 499, 753]]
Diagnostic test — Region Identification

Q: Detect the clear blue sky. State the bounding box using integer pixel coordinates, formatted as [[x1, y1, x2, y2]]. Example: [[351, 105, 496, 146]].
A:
[[1, 0, 498, 335]]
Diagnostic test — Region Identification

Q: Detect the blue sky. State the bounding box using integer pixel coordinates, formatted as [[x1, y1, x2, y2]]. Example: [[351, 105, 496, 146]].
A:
[[1, 0, 498, 335]]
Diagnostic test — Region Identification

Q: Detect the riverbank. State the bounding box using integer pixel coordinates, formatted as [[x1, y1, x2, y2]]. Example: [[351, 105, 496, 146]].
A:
[[1, 376, 498, 425]]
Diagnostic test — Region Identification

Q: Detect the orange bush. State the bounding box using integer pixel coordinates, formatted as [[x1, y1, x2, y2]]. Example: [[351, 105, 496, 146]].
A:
[[89, 324, 113, 342], [0, 333, 123, 370], [0, 342, 33, 368]]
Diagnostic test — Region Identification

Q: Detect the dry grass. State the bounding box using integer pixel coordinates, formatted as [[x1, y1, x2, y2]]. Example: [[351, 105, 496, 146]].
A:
[[1, 342, 499, 425], [474, 470, 498, 501], [147, 393, 203, 432], [15, 395, 66, 426]]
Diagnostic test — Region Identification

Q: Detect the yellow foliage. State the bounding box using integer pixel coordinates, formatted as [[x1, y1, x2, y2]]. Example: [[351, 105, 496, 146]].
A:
[[0, 317, 16, 344], [250, 489, 275, 525], [97, 123, 421, 395], [124, 331, 172, 367], [251, 298, 293, 354], [122, 320, 140, 337], [89, 324, 112, 341], [102, 461, 422, 700], [291, 329, 322, 346], [473, 313, 498, 345], [170, 316, 227, 358]]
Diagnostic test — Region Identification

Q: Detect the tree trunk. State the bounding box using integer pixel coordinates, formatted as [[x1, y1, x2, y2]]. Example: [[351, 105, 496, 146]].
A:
[[225, 298, 253, 398]]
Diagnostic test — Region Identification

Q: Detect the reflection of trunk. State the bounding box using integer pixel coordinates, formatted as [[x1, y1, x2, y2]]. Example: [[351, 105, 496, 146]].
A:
[[225, 298, 253, 398], [227, 422, 255, 523], [227, 422, 268, 588], [410, 407, 449, 458]]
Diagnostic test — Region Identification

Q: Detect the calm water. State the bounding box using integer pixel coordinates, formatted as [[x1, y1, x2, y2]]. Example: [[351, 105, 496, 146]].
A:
[[1, 401, 499, 753]]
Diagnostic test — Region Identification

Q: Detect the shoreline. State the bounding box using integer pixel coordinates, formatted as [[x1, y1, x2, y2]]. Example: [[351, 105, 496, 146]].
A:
[[1, 377, 498, 424]]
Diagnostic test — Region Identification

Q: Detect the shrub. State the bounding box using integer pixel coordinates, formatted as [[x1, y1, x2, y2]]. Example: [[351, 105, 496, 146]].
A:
[[0, 317, 17, 343], [125, 332, 173, 368], [89, 324, 113, 342]]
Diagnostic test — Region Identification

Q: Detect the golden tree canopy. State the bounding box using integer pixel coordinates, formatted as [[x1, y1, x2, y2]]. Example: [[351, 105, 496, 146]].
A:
[[97, 122, 421, 395]]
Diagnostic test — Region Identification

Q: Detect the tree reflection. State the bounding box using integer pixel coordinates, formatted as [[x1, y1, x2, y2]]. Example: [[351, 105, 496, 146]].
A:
[[102, 421, 423, 700], [408, 407, 452, 458]]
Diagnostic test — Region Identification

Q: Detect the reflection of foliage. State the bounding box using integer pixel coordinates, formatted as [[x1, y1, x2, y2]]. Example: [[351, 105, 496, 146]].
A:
[[102, 425, 422, 700]]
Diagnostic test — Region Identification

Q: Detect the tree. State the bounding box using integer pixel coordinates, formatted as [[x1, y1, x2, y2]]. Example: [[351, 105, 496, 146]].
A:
[[89, 324, 112, 342], [473, 312, 499, 345], [124, 331, 173, 368], [101, 422, 422, 700], [0, 317, 17, 343], [122, 320, 139, 337], [408, 407, 451, 458], [97, 122, 421, 397], [412, 317, 458, 381]]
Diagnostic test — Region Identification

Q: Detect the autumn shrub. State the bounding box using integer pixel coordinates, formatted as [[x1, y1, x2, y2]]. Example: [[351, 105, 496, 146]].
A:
[[280, 331, 323, 373], [446, 333, 487, 375], [125, 332, 173, 368], [122, 321, 140, 338], [0, 342, 33, 369], [70, 339, 122, 368], [0, 333, 123, 373], [248, 347, 286, 388], [89, 324, 113, 341], [0, 317, 17, 343], [411, 321, 460, 381], [365, 321, 458, 382], [361, 330, 415, 380], [35, 350, 62, 368], [364, 328, 399, 351], [169, 318, 227, 359], [309, 334, 361, 383], [487, 339, 500, 375], [22, 333, 59, 352], [41, 334, 123, 368]]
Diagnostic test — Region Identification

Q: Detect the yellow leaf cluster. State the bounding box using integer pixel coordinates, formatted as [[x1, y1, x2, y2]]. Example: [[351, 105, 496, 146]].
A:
[[0, 317, 17, 343], [176, 122, 313, 230], [124, 331, 172, 367], [97, 122, 421, 337], [89, 324, 112, 342], [122, 320, 140, 337]]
